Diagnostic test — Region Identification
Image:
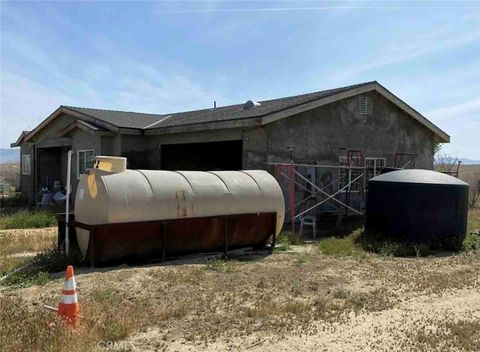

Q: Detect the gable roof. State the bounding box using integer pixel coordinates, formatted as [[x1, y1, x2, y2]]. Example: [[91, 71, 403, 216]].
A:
[[21, 81, 450, 143], [10, 130, 30, 147], [63, 81, 373, 130], [62, 106, 165, 129], [60, 119, 110, 137]]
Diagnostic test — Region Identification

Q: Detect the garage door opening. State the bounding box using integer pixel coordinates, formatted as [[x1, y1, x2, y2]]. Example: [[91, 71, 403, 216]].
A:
[[161, 140, 243, 171]]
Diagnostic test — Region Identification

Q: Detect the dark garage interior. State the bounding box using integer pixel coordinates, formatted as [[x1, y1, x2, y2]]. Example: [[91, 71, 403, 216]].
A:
[[161, 140, 243, 171]]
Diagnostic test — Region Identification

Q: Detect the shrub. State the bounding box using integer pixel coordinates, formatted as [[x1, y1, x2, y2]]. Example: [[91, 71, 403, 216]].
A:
[[356, 231, 432, 257], [0, 210, 57, 229], [275, 231, 302, 251], [462, 232, 480, 252]]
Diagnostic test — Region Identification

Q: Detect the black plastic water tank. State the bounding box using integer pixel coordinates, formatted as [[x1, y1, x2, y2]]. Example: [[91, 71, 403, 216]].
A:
[[365, 169, 469, 250]]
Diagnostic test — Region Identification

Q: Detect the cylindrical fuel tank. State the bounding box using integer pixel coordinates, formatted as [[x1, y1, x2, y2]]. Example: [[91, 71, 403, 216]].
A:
[[365, 169, 469, 250], [74, 156, 285, 264]]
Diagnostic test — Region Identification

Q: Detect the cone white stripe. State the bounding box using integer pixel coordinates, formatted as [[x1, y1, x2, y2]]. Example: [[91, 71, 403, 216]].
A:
[[64, 277, 76, 290], [61, 293, 78, 305]]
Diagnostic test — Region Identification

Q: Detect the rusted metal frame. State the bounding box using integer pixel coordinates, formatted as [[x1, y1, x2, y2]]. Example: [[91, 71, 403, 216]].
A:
[[162, 222, 167, 263], [223, 218, 229, 258], [74, 212, 277, 264], [72, 212, 272, 229], [295, 173, 364, 219], [270, 215, 277, 253], [88, 227, 96, 268]]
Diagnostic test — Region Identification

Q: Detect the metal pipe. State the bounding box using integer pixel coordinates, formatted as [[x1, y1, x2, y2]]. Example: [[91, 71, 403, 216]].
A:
[[65, 150, 73, 257], [266, 162, 366, 170], [280, 171, 338, 212], [294, 173, 364, 219], [280, 170, 362, 216]]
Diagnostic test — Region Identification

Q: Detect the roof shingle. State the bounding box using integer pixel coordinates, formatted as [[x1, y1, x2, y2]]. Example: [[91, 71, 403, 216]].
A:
[[63, 81, 375, 130]]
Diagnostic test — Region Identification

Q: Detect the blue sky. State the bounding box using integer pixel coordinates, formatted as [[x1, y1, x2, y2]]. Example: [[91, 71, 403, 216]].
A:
[[1, 0, 479, 158]]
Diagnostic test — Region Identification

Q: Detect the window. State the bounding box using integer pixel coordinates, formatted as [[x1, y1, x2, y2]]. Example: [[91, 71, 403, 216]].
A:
[[338, 156, 363, 192], [77, 150, 95, 179], [359, 95, 373, 115], [22, 154, 31, 175], [365, 158, 386, 180]]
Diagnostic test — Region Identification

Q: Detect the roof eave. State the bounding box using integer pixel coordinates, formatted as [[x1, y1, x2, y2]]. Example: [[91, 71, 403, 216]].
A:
[[373, 83, 450, 143], [259, 81, 449, 143], [11, 131, 30, 147], [24, 106, 120, 143]]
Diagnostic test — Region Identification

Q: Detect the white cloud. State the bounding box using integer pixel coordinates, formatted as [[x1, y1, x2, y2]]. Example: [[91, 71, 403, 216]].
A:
[[331, 29, 480, 83], [427, 98, 480, 122], [0, 31, 230, 147], [0, 72, 77, 143]]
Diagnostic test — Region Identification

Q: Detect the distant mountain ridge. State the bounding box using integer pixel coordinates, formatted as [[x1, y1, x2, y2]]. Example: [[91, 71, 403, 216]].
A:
[[460, 158, 480, 165], [0, 148, 20, 163]]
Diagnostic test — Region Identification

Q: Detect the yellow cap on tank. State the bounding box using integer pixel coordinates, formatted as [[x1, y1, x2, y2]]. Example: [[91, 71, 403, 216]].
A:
[[94, 156, 127, 173]]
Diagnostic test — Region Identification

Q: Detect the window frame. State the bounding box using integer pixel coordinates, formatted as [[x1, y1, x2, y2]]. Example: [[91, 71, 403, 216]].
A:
[[22, 154, 31, 175], [338, 155, 364, 193], [77, 149, 95, 179], [365, 157, 386, 180]]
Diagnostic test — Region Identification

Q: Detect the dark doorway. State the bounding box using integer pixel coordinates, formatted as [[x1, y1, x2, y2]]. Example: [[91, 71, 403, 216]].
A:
[[161, 140, 242, 171], [37, 147, 67, 190]]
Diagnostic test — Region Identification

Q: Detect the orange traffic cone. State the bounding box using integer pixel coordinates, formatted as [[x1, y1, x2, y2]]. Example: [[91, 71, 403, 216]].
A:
[[58, 265, 79, 325]]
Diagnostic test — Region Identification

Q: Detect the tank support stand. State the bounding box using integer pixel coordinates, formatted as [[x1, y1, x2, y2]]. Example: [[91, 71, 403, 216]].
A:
[[162, 223, 167, 263], [88, 228, 96, 268], [223, 219, 229, 258]]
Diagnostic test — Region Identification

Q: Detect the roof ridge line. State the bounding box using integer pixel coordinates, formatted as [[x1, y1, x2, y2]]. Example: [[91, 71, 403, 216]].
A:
[[62, 105, 165, 117]]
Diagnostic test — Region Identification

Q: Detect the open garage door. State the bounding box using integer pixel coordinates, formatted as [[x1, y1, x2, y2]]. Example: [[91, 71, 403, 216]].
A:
[[161, 140, 243, 171]]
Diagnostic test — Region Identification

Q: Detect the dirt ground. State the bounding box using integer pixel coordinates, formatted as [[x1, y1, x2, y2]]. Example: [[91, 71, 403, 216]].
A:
[[1, 236, 479, 351]]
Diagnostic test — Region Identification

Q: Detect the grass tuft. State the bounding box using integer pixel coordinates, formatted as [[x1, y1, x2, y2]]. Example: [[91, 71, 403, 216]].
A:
[[1, 246, 83, 288], [0, 210, 57, 230], [318, 229, 365, 257], [204, 257, 239, 272]]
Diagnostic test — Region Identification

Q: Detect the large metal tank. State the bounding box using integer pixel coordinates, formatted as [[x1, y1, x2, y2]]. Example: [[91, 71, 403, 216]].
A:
[[365, 169, 469, 250], [74, 156, 285, 265]]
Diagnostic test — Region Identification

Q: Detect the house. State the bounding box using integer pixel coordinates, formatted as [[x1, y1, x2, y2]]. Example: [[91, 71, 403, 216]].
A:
[[11, 81, 449, 205]]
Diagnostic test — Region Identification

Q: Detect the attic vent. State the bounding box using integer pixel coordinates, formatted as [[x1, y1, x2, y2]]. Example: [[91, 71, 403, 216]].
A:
[[244, 100, 261, 110], [359, 95, 373, 115]]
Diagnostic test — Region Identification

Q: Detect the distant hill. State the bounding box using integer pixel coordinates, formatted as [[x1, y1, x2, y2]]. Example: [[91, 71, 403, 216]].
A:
[[460, 158, 480, 165], [0, 148, 20, 163]]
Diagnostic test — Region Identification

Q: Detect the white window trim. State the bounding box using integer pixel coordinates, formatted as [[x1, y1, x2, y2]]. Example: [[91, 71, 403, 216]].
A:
[[338, 156, 364, 193], [77, 149, 95, 179], [365, 157, 386, 178], [22, 154, 31, 175]]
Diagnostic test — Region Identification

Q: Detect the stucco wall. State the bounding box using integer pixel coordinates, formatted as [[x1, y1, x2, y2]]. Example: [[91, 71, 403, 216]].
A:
[[19, 143, 35, 203], [70, 128, 102, 196], [263, 91, 435, 168]]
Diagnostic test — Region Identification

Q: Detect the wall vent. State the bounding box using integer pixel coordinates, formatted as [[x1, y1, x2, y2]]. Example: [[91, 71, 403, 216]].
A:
[[359, 95, 373, 115], [244, 100, 261, 110]]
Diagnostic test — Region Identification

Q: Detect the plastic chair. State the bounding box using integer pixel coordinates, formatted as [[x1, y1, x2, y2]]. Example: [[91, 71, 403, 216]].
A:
[[299, 215, 317, 239]]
